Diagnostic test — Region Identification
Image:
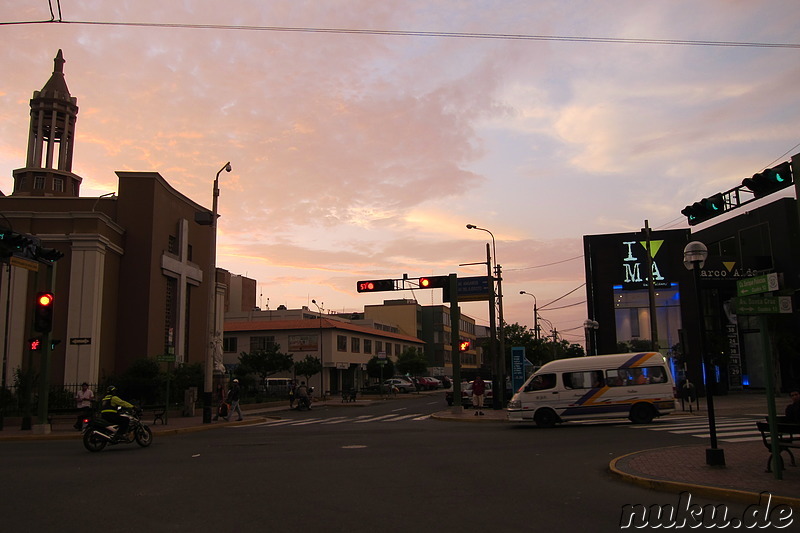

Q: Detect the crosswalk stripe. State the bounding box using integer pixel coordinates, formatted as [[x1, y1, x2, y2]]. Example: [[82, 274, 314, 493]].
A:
[[243, 413, 431, 427], [625, 416, 761, 443]]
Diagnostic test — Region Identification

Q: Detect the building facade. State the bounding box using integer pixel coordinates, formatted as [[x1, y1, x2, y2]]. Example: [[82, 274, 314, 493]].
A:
[[0, 51, 217, 388]]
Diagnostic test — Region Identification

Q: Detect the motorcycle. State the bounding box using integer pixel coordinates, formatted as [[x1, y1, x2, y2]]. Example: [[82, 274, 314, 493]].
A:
[[296, 386, 315, 411], [82, 407, 153, 452]]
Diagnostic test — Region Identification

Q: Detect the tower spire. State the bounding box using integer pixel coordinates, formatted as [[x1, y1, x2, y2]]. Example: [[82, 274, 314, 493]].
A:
[[11, 50, 82, 197]]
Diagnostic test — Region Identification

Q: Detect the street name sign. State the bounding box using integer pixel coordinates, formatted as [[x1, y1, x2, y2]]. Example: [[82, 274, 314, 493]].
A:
[[736, 273, 779, 297]]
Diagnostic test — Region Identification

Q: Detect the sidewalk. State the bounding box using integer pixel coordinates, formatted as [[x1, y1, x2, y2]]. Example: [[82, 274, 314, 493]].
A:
[[2, 391, 798, 507]]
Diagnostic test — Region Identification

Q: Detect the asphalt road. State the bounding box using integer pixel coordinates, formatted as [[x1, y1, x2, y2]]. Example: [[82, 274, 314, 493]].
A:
[[1, 393, 756, 532]]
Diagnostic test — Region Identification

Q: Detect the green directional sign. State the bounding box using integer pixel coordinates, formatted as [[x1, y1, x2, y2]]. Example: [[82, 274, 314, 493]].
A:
[[736, 273, 779, 297], [156, 354, 176, 363], [732, 295, 792, 315]]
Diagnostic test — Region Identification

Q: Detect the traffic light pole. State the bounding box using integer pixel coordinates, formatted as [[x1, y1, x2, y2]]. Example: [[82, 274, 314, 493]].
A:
[[448, 274, 462, 412], [34, 262, 56, 434]]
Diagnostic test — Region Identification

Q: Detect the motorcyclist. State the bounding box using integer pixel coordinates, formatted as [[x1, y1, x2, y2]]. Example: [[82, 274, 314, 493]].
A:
[[296, 381, 310, 409], [100, 385, 135, 441]]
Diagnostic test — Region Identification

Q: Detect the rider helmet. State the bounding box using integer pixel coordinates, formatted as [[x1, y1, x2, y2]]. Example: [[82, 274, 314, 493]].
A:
[[106, 385, 117, 394]]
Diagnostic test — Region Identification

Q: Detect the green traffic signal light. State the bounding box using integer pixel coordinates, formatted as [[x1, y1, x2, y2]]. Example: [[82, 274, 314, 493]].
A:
[[742, 161, 793, 198]]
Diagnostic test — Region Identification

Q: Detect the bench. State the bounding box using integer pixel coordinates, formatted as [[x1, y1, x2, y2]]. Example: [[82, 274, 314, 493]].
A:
[[756, 421, 800, 472], [47, 408, 79, 426], [341, 389, 357, 402], [143, 405, 167, 425]]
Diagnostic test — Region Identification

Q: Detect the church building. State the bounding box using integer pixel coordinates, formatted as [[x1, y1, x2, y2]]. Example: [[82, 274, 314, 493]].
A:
[[0, 51, 219, 387]]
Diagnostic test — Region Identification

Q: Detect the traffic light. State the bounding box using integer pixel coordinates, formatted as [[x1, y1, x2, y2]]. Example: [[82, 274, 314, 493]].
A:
[[681, 193, 725, 226], [33, 291, 55, 332], [459, 339, 471, 352], [418, 276, 448, 289], [741, 161, 793, 198], [36, 247, 64, 262], [28, 338, 42, 351], [0, 229, 31, 259], [356, 279, 395, 293]]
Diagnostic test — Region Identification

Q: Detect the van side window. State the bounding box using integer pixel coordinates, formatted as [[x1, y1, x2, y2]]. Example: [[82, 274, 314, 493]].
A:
[[563, 371, 604, 389], [525, 373, 556, 391], [606, 366, 668, 386], [606, 368, 629, 387]]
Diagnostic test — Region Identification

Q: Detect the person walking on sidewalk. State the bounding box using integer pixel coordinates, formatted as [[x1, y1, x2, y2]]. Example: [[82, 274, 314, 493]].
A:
[[786, 387, 800, 423], [225, 379, 243, 422], [472, 375, 486, 416]]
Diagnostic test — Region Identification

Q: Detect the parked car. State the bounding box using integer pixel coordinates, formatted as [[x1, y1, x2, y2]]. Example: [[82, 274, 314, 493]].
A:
[[445, 380, 493, 407], [383, 379, 416, 393], [416, 377, 440, 390]]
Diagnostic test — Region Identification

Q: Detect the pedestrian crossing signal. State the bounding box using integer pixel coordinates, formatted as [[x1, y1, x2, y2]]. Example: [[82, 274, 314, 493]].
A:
[[356, 279, 395, 292], [459, 340, 471, 352]]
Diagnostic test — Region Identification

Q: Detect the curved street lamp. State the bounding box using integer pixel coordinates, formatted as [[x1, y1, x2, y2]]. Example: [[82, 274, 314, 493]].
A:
[[466, 224, 506, 407], [311, 299, 324, 398], [683, 240, 725, 466], [203, 162, 231, 424], [520, 290, 539, 340]]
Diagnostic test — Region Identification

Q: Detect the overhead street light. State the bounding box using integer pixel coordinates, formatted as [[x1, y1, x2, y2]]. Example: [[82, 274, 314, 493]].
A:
[[466, 223, 506, 408], [203, 162, 231, 424], [312, 299, 325, 397], [519, 291, 539, 340]]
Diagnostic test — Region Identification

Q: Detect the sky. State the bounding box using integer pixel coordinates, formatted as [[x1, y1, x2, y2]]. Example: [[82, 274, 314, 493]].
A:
[[1, 1, 799, 346]]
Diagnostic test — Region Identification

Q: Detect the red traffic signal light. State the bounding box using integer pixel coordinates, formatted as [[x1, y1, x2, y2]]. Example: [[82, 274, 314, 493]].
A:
[[356, 279, 395, 293], [459, 340, 471, 352], [418, 276, 448, 289], [33, 291, 55, 332], [28, 338, 42, 351]]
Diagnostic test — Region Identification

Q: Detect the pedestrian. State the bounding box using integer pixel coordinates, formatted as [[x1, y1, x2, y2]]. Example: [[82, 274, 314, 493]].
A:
[[225, 379, 243, 421], [472, 375, 486, 416], [786, 387, 800, 423], [288, 380, 296, 408], [74, 382, 94, 430], [212, 384, 227, 421]]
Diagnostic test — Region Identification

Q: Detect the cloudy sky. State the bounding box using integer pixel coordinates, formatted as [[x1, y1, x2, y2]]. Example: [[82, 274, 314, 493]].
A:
[[1, 1, 799, 345]]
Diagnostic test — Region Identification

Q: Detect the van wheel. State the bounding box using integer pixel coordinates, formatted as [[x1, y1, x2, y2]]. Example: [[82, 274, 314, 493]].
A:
[[534, 409, 557, 428], [629, 403, 655, 424]]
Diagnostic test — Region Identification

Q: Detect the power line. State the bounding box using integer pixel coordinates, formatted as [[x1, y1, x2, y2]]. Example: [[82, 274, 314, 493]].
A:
[[507, 255, 583, 272], [539, 283, 586, 310], [2, 18, 799, 50]]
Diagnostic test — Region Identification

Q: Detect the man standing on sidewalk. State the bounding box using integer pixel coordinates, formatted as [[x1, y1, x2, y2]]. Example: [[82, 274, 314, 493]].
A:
[[472, 375, 486, 416], [74, 382, 94, 430]]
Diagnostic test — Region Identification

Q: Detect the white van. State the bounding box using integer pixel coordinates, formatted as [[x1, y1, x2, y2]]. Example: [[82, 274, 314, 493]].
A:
[[507, 352, 675, 427]]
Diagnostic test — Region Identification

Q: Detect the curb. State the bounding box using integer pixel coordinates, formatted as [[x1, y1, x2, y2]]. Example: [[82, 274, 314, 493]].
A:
[[608, 447, 800, 507]]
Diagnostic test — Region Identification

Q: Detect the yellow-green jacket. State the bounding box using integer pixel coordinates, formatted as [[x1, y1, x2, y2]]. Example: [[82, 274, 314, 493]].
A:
[[100, 394, 134, 414]]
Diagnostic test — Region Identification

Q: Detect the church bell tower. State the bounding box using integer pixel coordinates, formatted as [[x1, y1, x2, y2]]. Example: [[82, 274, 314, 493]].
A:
[[12, 49, 82, 197]]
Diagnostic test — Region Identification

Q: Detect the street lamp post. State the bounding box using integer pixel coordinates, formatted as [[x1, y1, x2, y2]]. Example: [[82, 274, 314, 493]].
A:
[[520, 291, 539, 340], [312, 299, 324, 398], [683, 240, 725, 466], [203, 162, 231, 424], [467, 224, 505, 408], [583, 320, 599, 356]]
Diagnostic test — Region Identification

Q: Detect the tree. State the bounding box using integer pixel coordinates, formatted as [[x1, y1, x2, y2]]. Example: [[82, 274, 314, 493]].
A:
[[366, 356, 394, 380], [395, 348, 427, 377], [294, 355, 322, 385], [236, 344, 294, 383]]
